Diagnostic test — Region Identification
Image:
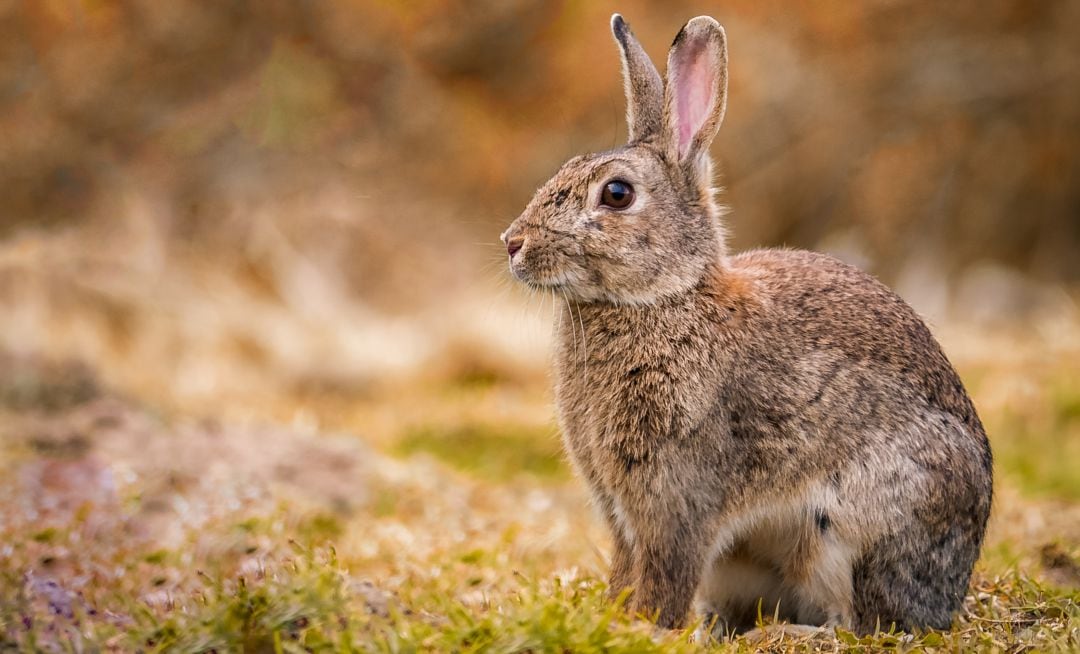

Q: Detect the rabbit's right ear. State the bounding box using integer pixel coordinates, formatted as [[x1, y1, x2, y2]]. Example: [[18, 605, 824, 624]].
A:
[[611, 14, 664, 143], [662, 16, 728, 175]]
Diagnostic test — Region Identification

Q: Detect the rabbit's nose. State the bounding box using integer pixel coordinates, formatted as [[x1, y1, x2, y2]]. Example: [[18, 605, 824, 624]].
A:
[[506, 235, 525, 258]]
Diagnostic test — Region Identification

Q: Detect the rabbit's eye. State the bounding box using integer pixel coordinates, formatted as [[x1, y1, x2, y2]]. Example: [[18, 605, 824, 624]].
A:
[[600, 180, 635, 209]]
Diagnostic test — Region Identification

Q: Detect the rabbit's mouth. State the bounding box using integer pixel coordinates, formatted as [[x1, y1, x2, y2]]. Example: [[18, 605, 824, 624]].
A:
[[511, 259, 595, 297], [514, 268, 572, 292]]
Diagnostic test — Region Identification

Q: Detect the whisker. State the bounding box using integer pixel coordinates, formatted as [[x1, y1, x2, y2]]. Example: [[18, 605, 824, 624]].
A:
[[561, 290, 577, 360], [574, 297, 589, 385]]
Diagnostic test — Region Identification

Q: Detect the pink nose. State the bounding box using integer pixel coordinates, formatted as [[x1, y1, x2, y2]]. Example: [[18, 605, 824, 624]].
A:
[[506, 235, 525, 258]]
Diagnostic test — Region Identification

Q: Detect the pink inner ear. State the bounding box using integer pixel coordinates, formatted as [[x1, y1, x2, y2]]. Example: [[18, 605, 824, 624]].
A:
[[674, 40, 716, 158]]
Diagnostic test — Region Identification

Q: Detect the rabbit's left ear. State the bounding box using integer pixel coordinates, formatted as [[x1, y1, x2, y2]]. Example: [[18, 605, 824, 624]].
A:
[[663, 16, 728, 169], [611, 14, 664, 143]]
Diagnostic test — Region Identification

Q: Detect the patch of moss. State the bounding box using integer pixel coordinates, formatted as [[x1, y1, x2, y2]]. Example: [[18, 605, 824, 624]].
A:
[[394, 422, 567, 481], [990, 411, 1080, 501], [300, 512, 345, 544]]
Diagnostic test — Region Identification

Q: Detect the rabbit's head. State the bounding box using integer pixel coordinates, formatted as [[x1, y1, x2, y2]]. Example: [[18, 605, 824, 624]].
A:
[[502, 14, 729, 304]]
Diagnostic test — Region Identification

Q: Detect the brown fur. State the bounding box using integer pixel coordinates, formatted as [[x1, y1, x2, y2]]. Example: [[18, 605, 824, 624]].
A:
[[501, 14, 992, 636]]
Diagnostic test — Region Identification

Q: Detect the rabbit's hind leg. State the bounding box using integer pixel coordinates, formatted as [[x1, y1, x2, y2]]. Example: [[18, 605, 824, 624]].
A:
[[849, 508, 980, 634]]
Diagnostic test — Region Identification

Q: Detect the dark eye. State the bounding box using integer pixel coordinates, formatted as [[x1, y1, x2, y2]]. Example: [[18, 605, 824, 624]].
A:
[[600, 180, 635, 209]]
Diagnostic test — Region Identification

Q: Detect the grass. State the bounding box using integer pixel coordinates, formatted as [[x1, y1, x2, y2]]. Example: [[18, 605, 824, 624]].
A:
[[393, 423, 567, 481], [985, 379, 1080, 500], [3, 523, 1077, 652], [1, 336, 1078, 652]]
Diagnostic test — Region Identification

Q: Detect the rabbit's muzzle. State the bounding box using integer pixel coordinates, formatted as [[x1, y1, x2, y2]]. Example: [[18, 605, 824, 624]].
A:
[[501, 219, 596, 298], [500, 226, 532, 282]]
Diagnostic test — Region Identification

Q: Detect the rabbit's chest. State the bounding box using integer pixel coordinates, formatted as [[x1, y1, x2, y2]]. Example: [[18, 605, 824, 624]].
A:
[[555, 348, 706, 480], [553, 304, 726, 482]]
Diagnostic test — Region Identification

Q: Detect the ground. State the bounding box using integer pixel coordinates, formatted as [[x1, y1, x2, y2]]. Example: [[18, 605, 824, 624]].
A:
[[0, 323, 1078, 653]]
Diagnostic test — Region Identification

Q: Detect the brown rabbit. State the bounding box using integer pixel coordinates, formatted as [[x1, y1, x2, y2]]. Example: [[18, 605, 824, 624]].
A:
[[500, 13, 992, 637]]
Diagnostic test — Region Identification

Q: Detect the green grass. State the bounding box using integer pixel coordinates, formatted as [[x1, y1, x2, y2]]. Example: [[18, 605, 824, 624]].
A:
[[983, 376, 1080, 500], [394, 422, 568, 481], [4, 526, 1077, 653]]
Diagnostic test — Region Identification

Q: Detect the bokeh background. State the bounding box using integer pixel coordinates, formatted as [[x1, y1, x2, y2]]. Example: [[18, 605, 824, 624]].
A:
[[2, 0, 1078, 401], [1, 1, 1079, 649]]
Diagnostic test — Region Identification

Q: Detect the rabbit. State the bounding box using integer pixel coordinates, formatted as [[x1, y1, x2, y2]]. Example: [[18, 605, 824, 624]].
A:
[[499, 13, 993, 638]]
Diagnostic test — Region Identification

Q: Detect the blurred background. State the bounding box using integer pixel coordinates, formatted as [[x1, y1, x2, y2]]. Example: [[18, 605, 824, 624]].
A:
[[1, 0, 1078, 404], [1, 2, 1079, 648]]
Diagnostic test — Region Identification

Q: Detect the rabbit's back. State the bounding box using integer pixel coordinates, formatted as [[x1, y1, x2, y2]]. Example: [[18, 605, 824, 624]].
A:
[[727, 247, 987, 453]]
